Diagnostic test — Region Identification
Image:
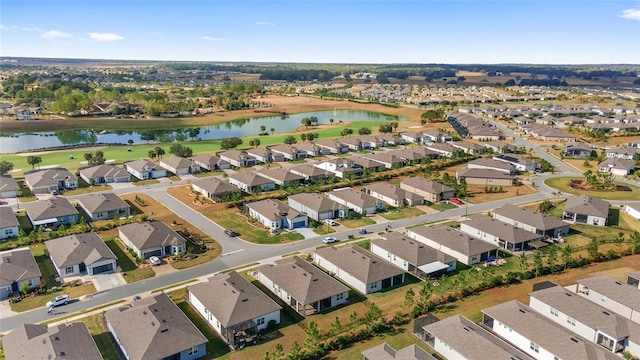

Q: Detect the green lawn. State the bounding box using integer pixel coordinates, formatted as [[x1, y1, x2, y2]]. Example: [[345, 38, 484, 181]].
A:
[[545, 177, 640, 200], [430, 202, 458, 211], [84, 313, 122, 360], [63, 178, 112, 196], [379, 207, 425, 221], [208, 210, 304, 244], [175, 298, 231, 359], [104, 237, 155, 283], [340, 217, 377, 228]]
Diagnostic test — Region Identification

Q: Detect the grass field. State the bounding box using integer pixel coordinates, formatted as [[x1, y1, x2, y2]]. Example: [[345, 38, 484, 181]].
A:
[[103, 237, 155, 283], [208, 209, 304, 244], [545, 177, 640, 200], [379, 207, 425, 220], [84, 313, 121, 360], [341, 217, 377, 228]]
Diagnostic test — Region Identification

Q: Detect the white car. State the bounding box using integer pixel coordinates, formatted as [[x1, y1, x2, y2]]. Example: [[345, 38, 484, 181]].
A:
[[324, 219, 337, 226], [323, 236, 338, 244], [46, 294, 69, 308], [149, 256, 162, 266]]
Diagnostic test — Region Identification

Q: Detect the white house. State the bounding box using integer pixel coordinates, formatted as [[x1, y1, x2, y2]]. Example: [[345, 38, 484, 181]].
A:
[[159, 156, 200, 175], [45, 232, 117, 278], [118, 221, 186, 259], [327, 188, 384, 215], [0, 177, 20, 198], [124, 159, 167, 180], [574, 275, 640, 324], [625, 203, 640, 221], [406, 226, 499, 266], [0, 207, 19, 240], [0, 248, 41, 299], [188, 272, 282, 347], [562, 195, 609, 227], [287, 193, 349, 221], [245, 199, 308, 230]]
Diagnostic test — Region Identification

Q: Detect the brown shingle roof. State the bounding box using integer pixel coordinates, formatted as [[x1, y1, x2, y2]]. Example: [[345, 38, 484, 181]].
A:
[[246, 199, 302, 221], [79, 164, 129, 181], [188, 272, 282, 328], [118, 221, 185, 251], [76, 192, 130, 214], [372, 232, 455, 266], [314, 244, 404, 284], [0, 177, 19, 193], [408, 226, 499, 256], [0, 206, 18, 229], [564, 195, 609, 218], [45, 232, 116, 269], [0, 248, 41, 287], [25, 197, 78, 222], [2, 323, 102, 360]]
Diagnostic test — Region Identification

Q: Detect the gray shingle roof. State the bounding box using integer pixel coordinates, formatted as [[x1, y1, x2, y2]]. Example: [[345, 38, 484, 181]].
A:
[[0, 206, 19, 229], [79, 164, 129, 180], [118, 221, 185, 251], [461, 216, 542, 245], [564, 195, 609, 218], [482, 301, 619, 360], [160, 156, 195, 170], [105, 293, 207, 360], [408, 226, 499, 256], [192, 176, 238, 196], [246, 199, 302, 221], [256, 168, 304, 184], [2, 323, 102, 360], [25, 197, 79, 222], [258, 256, 349, 305], [229, 171, 274, 186], [0, 248, 41, 287], [467, 158, 514, 172], [314, 244, 404, 284], [400, 177, 454, 195], [576, 275, 640, 311], [456, 168, 515, 180], [188, 272, 282, 328], [329, 188, 381, 209], [76, 192, 130, 214], [372, 232, 455, 266], [0, 177, 19, 193], [24, 169, 77, 189], [493, 203, 568, 231], [422, 314, 534, 360], [45, 232, 116, 268], [361, 343, 436, 360], [287, 193, 348, 213], [124, 159, 161, 172]]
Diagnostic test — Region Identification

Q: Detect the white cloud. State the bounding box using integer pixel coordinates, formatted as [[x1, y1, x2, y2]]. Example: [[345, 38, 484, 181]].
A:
[[0, 24, 7, 30], [256, 21, 275, 26], [202, 36, 224, 41], [619, 8, 640, 21], [41, 30, 72, 39], [22, 26, 43, 32], [89, 32, 124, 41]]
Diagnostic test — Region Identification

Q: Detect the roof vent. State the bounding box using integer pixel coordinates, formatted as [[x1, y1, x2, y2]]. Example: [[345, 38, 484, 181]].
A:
[[241, 299, 248, 302], [463, 327, 470, 332], [570, 337, 579, 343], [603, 311, 610, 315], [161, 329, 168, 333], [151, 322, 155, 326], [59, 352, 65, 356], [518, 309, 526, 314], [615, 281, 622, 285]]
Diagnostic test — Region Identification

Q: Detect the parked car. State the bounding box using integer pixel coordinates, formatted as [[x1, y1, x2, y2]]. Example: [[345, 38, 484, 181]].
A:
[[225, 229, 237, 237], [149, 256, 161, 266], [323, 236, 338, 244], [46, 294, 69, 308], [324, 219, 337, 226], [449, 197, 464, 205]]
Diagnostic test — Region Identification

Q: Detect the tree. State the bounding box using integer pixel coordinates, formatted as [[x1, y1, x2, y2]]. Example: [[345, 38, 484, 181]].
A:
[[303, 321, 320, 352], [349, 310, 359, 327], [127, 139, 134, 146], [169, 143, 193, 157], [378, 124, 393, 133], [273, 343, 284, 360], [404, 287, 415, 315], [270, 128, 275, 135], [300, 133, 307, 142], [390, 121, 399, 132], [288, 340, 301, 360], [220, 137, 243, 150], [364, 302, 382, 327], [329, 118, 334, 125], [154, 146, 165, 159], [561, 245, 573, 270], [587, 237, 600, 262], [0, 160, 14, 175], [547, 245, 558, 271], [20, 281, 30, 295], [613, 232, 626, 257], [340, 128, 353, 137], [283, 135, 297, 145], [249, 138, 261, 148], [532, 250, 543, 277], [629, 231, 640, 255], [301, 117, 312, 128], [519, 252, 529, 272], [260, 125, 267, 134], [26, 155, 42, 170], [358, 127, 372, 135], [329, 316, 342, 336], [148, 149, 157, 160]]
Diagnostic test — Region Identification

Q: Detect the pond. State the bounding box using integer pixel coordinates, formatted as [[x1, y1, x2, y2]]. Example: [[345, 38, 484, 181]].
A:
[[0, 109, 402, 154]]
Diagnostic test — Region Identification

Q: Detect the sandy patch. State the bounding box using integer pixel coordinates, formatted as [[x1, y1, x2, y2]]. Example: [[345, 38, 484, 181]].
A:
[[79, 159, 116, 165], [15, 146, 108, 156], [37, 164, 60, 169], [10, 168, 22, 173]]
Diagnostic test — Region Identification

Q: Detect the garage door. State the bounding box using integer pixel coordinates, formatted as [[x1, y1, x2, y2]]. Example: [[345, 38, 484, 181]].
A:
[[291, 218, 307, 229], [143, 249, 162, 259], [92, 263, 114, 275]]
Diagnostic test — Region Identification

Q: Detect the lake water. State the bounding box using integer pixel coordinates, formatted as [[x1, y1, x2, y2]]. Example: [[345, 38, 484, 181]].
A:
[[0, 110, 402, 154]]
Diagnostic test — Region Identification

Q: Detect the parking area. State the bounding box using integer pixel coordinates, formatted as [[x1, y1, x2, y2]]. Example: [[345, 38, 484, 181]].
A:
[[294, 227, 318, 239], [82, 272, 126, 292]]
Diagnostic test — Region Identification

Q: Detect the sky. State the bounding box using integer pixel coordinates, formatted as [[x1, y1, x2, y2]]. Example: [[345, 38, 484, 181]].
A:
[[1, 0, 639, 64]]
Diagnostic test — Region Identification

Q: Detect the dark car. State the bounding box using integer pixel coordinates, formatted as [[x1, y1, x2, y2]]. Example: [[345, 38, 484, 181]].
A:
[[224, 229, 237, 237]]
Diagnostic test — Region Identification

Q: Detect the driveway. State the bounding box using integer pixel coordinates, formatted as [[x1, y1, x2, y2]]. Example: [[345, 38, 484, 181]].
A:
[[83, 273, 126, 292], [295, 227, 318, 239]]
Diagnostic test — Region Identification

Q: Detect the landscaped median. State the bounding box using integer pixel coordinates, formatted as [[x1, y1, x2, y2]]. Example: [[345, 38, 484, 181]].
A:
[[545, 176, 640, 200]]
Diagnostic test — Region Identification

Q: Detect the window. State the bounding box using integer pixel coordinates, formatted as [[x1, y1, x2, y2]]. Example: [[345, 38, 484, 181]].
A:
[[4, 229, 13, 235], [188, 346, 198, 356], [336, 292, 345, 301], [65, 266, 73, 274], [567, 316, 576, 326], [256, 317, 265, 326], [530, 342, 540, 353], [550, 307, 559, 317]]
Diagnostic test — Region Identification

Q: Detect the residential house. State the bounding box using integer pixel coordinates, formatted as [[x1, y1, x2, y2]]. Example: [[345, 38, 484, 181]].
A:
[[191, 176, 240, 202], [289, 163, 333, 183], [422, 131, 452, 143], [2, 323, 102, 360], [574, 275, 640, 324], [363, 153, 405, 169], [492, 154, 538, 172], [0, 207, 19, 240], [529, 285, 640, 357], [481, 301, 619, 360], [189, 153, 230, 171], [598, 158, 635, 176], [358, 135, 384, 149], [362, 182, 424, 207], [314, 139, 349, 154], [0, 248, 41, 299], [624, 203, 640, 221], [46, 232, 117, 278], [377, 133, 404, 145], [218, 150, 257, 168], [421, 314, 534, 360], [314, 244, 405, 295], [361, 343, 436, 360], [76, 192, 130, 221], [484, 141, 519, 154], [24, 169, 78, 194], [627, 271, 640, 289], [387, 148, 432, 165], [159, 156, 200, 175], [425, 143, 458, 157], [79, 164, 130, 185], [450, 141, 485, 155], [466, 158, 515, 175], [295, 142, 325, 157], [246, 147, 283, 163], [493, 203, 570, 238], [327, 188, 385, 215], [349, 156, 387, 172], [371, 232, 456, 279], [105, 293, 207, 360], [606, 146, 638, 160], [25, 197, 79, 229], [268, 144, 305, 160], [0, 177, 19, 198], [118, 221, 186, 259], [400, 131, 424, 143], [256, 256, 350, 317], [124, 159, 167, 180], [245, 199, 308, 230], [562, 195, 609, 227], [406, 226, 499, 265], [188, 272, 282, 347], [565, 143, 593, 158], [399, 177, 455, 203], [229, 171, 276, 193], [287, 193, 349, 221], [255, 168, 304, 187], [456, 168, 515, 186], [313, 158, 363, 178], [459, 216, 544, 252], [338, 137, 363, 151]]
